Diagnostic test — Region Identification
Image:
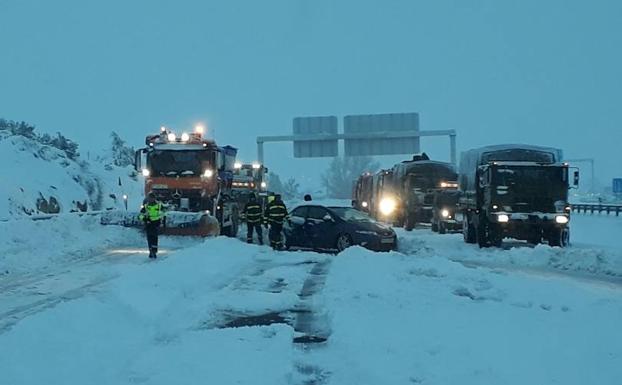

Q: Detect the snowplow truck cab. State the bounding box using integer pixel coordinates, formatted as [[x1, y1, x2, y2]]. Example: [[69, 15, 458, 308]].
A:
[[131, 128, 240, 237], [391, 159, 457, 230], [459, 144, 578, 248]]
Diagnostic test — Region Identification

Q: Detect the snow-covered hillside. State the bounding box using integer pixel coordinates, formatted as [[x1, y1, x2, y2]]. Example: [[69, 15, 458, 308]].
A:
[[0, 129, 142, 219]]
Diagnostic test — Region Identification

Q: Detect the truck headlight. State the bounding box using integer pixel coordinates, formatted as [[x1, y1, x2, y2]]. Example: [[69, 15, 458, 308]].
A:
[[379, 197, 397, 216], [252, 163, 261, 169], [261, 182, 267, 189], [142, 168, 151, 177], [181, 132, 190, 142], [234, 162, 242, 169], [362, 201, 369, 208], [167, 133, 176, 142], [441, 209, 450, 218], [497, 214, 510, 223], [555, 215, 569, 224], [203, 169, 214, 178]]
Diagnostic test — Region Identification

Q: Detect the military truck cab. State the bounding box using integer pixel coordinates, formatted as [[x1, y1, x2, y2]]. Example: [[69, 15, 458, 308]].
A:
[[460, 145, 578, 248], [431, 185, 462, 234]]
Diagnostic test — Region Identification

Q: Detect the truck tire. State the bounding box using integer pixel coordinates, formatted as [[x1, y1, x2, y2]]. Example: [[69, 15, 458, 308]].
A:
[[549, 227, 569, 247], [404, 214, 414, 231], [477, 217, 502, 248], [439, 222, 447, 234], [431, 221, 439, 232], [463, 214, 476, 244], [477, 220, 489, 248]]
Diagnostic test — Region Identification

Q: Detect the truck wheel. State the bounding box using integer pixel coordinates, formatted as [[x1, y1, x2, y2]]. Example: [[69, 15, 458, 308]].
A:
[[404, 214, 414, 231], [394, 215, 405, 228], [463, 214, 476, 244], [489, 224, 503, 247], [431, 221, 439, 232], [477, 217, 501, 248], [477, 220, 489, 248], [439, 222, 447, 234], [549, 227, 569, 247]]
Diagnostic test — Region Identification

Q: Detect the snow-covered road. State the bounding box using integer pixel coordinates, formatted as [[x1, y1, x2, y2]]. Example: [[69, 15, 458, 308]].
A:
[[0, 213, 620, 384]]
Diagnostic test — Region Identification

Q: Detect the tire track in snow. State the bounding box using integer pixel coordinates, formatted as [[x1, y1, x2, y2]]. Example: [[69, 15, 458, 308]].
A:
[[0, 248, 176, 334]]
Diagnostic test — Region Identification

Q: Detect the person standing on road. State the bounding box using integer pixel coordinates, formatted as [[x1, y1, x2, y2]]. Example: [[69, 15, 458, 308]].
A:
[[264, 194, 288, 250], [244, 194, 264, 245], [138, 192, 165, 259]]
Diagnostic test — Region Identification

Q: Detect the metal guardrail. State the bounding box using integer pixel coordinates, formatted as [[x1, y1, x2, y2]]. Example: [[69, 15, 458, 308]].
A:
[[571, 204, 622, 216]]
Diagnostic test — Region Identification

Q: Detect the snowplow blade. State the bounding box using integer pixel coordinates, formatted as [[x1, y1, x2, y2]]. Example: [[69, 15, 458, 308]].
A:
[[100, 211, 220, 237]]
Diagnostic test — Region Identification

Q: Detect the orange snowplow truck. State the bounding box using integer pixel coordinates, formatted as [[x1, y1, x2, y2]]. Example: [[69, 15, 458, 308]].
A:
[[133, 126, 240, 237]]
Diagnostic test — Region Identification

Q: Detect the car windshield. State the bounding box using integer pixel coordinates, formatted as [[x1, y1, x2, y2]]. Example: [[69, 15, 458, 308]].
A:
[[147, 150, 213, 177], [330, 207, 374, 222]]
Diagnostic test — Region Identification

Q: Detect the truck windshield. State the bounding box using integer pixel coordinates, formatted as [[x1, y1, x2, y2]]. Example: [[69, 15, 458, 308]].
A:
[[407, 169, 457, 190], [435, 191, 461, 207], [234, 168, 259, 179], [147, 150, 213, 177], [491, 166, 568, 212], [493, 166, 566, 187]]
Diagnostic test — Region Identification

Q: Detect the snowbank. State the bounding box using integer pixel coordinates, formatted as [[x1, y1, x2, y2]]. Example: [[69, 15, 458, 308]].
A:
[[0, 237, 327, 384], [0, 214, 144, 276], [397, 214, 622, 278], [0, 131, 142, 219], [307, 246, 622, 384]]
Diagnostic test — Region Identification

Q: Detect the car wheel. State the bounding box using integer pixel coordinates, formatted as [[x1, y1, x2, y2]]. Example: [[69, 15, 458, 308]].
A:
[[336, 233, 353, 252]]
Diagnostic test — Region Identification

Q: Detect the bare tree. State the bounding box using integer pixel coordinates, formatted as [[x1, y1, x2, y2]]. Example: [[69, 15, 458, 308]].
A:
[[322, 156, 380, 199]]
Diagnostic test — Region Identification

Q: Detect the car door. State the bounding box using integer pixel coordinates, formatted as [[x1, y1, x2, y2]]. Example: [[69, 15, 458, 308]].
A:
[[304, 206, 336, 249], [285, 206, 308, 247]]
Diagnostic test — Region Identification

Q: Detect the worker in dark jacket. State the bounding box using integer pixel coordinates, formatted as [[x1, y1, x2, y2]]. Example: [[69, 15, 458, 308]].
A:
[[244, 194, 263, 245], [264, 194, 288, 250], [138, 192, 165, 259]]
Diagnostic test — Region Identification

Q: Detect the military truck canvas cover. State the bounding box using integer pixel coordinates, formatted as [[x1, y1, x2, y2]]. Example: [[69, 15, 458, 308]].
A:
[[393, 160, 457, 182], [459, 144, 564, 191]]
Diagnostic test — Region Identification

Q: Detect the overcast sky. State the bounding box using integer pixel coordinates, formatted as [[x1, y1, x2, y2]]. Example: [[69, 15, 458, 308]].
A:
[[1, 0, 620, 189]]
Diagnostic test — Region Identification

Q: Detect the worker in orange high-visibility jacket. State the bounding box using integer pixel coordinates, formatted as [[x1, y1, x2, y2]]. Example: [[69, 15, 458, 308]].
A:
[[138, 192, 166, 259]]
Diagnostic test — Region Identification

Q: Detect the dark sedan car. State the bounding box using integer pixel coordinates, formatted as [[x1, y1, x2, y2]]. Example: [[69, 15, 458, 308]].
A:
[[283, 205, 397, 252]]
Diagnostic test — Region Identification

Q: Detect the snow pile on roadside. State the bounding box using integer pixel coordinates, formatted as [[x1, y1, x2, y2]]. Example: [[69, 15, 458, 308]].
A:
[[0, 237, 327, 384], [306, 246, 622, 385], [0, 214, 145, 276], [0, 130, 142, 219], [397, 215, 622, 278]]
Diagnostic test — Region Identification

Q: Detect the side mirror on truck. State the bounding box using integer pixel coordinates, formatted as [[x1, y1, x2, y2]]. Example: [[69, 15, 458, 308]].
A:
[[134, 150, 142, 171], [573, 170, 580, 187]]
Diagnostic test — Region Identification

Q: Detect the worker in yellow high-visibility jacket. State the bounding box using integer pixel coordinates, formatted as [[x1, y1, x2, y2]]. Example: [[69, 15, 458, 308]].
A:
[[138, 192, 166, 259]]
